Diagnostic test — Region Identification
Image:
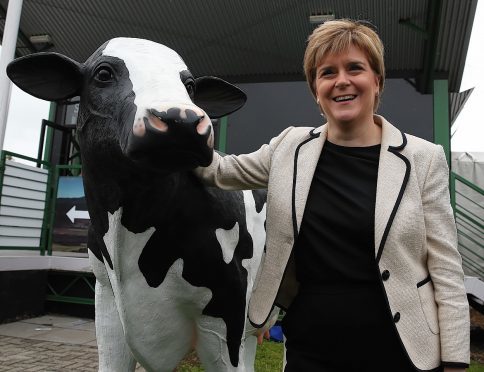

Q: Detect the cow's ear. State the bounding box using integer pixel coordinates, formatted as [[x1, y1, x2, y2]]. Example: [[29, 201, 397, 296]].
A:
[[194, 77, 247, 119], [7, 53, 82, 101]]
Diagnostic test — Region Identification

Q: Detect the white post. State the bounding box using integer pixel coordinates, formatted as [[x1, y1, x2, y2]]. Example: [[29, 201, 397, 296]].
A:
[[0, 0, 24, 152]]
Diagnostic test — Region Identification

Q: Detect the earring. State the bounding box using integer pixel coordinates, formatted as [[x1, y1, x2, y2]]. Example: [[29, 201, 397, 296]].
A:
[[316, 98, 320, 104]]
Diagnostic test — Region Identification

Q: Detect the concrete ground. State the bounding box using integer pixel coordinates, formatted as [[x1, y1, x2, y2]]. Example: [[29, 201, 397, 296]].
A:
[[0, 314, 144, 371]]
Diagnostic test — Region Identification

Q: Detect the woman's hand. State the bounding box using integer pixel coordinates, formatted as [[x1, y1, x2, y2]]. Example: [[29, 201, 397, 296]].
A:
[[256, 329, 270, 345]]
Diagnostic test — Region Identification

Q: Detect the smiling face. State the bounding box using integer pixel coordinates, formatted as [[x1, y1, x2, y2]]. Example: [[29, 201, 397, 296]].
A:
[[315, 45, 380, 128]]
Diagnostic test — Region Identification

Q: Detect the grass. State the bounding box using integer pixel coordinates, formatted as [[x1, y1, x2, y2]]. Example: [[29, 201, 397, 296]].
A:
[[471, 360, 484, 372], [175, 340, 284, 371], [254, 340, 284, 371], [176, 344, 484, 372]]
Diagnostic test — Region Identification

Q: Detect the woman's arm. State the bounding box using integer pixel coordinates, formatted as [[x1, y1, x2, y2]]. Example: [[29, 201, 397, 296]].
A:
[[423, 145, 470, 368], [195, 126, 294, 190]]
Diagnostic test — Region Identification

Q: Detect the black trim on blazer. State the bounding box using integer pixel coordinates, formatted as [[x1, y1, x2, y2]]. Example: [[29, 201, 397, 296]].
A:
[[249, 305, 277, 329], [376, 131, 411, 263], [291, 128, 320, 239], [248, 255, 291, 329], [249, 129, 320, 329], [441, 361, 469, 368], [375, 132, 446, 371], [417, 275, 432, 288]]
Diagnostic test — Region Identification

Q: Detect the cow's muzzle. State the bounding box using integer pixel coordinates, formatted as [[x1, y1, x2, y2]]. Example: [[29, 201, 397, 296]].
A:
[[127, 104, 214, 169], [150, 107, 206, 133], [133, 106, 213, 143]]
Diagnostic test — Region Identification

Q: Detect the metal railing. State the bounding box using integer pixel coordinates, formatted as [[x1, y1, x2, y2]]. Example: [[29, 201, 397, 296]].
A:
[[450, 172, 484, 278]]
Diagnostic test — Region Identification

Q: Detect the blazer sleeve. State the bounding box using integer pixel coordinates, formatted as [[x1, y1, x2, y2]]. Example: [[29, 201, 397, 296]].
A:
[[423, 145, 470, 367], [194, 126, 294, 190]]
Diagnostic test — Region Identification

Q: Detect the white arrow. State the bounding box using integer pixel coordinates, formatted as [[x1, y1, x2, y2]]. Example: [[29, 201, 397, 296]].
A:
[[66, 206, 90, 223]]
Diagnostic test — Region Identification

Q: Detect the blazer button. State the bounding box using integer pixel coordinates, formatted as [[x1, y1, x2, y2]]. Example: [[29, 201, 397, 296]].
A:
[[381, 270, 390, 281], [393, 312, 400, 323]]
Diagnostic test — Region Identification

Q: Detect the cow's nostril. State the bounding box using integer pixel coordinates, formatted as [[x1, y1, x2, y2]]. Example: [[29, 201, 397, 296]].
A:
[[150, 108, 204, 128]]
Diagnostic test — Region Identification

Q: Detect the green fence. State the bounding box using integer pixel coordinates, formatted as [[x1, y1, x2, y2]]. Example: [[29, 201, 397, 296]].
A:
[[451, 172, 484, 278]]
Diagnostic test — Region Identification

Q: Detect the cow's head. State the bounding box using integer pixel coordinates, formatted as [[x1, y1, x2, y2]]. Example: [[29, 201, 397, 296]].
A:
[[7, 38, 246, 171]]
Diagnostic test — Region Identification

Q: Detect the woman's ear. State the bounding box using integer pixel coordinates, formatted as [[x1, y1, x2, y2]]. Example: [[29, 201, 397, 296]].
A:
[[374, 74, 381, 92]]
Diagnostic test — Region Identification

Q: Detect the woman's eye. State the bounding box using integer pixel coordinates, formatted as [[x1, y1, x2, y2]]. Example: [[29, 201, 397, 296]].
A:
[[349, 64, 363, 71], [94, 67, 114, 82], [319, 68, 333, 77]]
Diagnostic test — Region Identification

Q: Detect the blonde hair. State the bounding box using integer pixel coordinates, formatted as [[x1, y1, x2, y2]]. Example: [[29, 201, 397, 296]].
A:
[[303, 19, 385, 111]]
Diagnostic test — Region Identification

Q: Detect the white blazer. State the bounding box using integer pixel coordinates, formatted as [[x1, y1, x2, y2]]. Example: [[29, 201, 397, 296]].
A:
[[196, 115, 469, 370]]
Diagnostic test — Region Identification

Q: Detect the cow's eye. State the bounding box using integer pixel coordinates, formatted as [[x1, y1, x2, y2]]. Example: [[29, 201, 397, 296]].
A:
[[184, 79, 195, 98], [94, 66, 114, 83]]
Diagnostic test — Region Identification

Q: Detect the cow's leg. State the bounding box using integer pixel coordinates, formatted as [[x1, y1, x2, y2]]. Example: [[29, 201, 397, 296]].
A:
[[89, 251, 137, 372], [241, 307, 281, 372], [241, 335, 257, 372], [114, 258, 199, 371]]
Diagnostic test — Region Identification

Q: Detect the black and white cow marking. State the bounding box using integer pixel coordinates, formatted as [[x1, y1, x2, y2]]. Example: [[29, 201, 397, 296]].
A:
[[8, 38, 272, 371]]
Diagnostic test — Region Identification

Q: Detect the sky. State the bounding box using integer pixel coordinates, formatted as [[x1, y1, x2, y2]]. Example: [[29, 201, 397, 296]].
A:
[[0, 4, 483, 159], [452, 0, 484, 152]]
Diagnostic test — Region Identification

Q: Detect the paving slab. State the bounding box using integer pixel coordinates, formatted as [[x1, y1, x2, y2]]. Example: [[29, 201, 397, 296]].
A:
[[28, 327, 96, 345], [0, 322, 51, 339], [22, 315, 92, 329], [0, 315, 166, 370], [0, 334, 147, 371], [0, 335, 99, 371], [72, 321, 96, 332]]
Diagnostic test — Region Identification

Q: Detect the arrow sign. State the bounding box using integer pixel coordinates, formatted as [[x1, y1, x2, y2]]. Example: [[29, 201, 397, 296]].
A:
[[66, 206, 90, 223]]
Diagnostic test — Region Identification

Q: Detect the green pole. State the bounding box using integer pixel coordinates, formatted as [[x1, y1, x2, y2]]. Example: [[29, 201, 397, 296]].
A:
[[42, 102, 56, 254], [40, 161, 54, 256], [218, 116, 228, 153], [0, 152, 6, 210], [433, 79, 450, 166], [42, 102, 57, 167], [449, 172, 456, 216]]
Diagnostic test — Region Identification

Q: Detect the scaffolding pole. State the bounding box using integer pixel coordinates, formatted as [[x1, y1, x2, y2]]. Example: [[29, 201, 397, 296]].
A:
[[0, 0, 23, 152]]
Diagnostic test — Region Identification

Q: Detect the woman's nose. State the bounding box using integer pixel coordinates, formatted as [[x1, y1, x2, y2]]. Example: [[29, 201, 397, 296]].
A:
[[334, 72, 350, 88]]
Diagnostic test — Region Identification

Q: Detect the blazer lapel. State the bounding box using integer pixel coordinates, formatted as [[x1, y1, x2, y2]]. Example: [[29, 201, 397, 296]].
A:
[[292, 124, 327, 238], [374, 116, 411, 262]]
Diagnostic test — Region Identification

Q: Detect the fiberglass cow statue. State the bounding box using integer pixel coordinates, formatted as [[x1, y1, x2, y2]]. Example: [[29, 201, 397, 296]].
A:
[[7, 38, 271, 371]]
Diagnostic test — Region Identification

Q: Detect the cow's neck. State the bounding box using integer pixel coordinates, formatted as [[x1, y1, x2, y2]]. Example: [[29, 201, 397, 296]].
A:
[[82, 159, 196, 234]]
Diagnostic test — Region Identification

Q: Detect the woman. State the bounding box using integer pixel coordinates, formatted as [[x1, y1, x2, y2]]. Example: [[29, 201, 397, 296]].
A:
[[196, 19, 469, 371]]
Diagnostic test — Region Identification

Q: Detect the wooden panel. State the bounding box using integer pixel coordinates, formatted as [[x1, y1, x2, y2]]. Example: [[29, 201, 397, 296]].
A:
[[4, 164, 49, 183], [0, 226, 41, 238], [0, 236, 40, 247], [2, 186, 46, 201], [3, 176, 47, 192], [0, 206, 44, 219], [0, 216, 43, 228], [1, 196, 45, 210]]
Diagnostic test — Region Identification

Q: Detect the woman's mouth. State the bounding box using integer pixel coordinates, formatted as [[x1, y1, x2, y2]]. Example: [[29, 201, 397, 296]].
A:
[[333, 95, 356, 102]]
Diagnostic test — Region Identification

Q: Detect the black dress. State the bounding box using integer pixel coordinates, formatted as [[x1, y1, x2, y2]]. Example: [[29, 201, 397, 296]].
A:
[[281, 141, 415, 372]]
